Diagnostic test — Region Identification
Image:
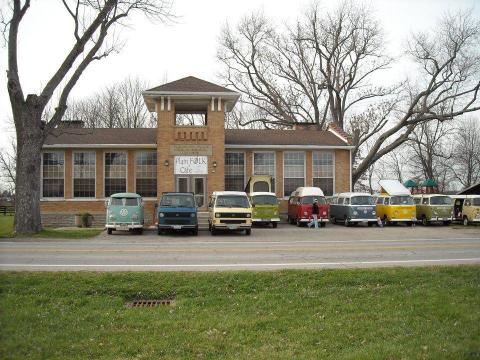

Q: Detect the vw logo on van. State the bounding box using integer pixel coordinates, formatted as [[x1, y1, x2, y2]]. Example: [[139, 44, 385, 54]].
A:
[[120, 208, 128, 217]]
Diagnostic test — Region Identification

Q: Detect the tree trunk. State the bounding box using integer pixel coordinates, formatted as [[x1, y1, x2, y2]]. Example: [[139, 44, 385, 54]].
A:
[[14, 110, 44, 235]]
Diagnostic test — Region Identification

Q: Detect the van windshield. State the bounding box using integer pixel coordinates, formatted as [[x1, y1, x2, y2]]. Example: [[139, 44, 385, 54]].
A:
[[216, 195, 250, 208], [430, 196, 453, 205], [161, 194, 195, 207], [251, 195, 277, 205], [300, 196, 326, 205], [351, 196, 375, 205], [390, 196, 414, 205], [472, 198, 480, 206], [111, 198, 138, 206]]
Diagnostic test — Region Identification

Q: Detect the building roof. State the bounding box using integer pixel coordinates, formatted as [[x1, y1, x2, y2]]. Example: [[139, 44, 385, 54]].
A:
[[225, 129, 352, 147], [146, 76, 236, 93], [44, 128, 157, 148], [457, 182, 480, 195], [44, 127, 352, 148], [379, 180, 411, 196], [143, 76, 240, 112]]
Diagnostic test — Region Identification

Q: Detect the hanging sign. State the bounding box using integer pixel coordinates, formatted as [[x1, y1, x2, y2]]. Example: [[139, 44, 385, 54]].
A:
[[174, 156, 208, 175]]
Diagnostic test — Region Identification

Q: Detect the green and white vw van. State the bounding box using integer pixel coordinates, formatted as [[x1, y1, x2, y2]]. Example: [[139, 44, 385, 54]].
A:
[[105, 193, 144, 234], [413, 194, 453, 225], [250, 192, 280, 228]]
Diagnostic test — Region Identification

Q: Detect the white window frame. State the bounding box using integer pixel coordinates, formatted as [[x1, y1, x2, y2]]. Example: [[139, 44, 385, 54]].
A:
[[103, 150, 128, 199], [225, 151, 246, 191], [252, 151, 276, 192], [312, 150, 336, 196], [134, 150, 157, 200], [72, 151, 96, 199], [40, 150, 65, 201], [283, 151, 306, 199]]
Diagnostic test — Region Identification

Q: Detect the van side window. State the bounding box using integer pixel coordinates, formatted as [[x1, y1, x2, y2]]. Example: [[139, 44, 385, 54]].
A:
[[384, 198, 390, 205], [414, 198, 421, 204], [422, 198, 429, 205], [376, 197, 383, 205], [344, 198, 350, 205], [337, 198, 344, 205]]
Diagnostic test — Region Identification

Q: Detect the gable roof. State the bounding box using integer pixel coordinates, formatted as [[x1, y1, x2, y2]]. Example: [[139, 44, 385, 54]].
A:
[[146, 76, 236, 93], [43, 128, 157, 148], [225, 129, 352, 147]]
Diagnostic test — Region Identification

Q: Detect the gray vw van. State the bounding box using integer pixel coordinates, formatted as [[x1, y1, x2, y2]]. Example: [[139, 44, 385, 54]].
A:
[[329, 192, 377, 226]]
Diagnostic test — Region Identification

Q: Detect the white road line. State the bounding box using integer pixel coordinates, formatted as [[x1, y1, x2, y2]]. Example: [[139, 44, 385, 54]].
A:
[[0, 258, 479, 268], [1, 237, 479, 246]]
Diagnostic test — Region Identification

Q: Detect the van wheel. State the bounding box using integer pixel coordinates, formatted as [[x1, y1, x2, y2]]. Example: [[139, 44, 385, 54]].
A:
[[157, 227, 162, 235], [272, 222, 277, 228], [211, 226, 217, 235], [344, 218, 350, 227], [245, 229, 251, 235], [463, 216, 469, 226], [193, 228, 198, 236], [443, 221, 451, 226], [331, 216, 336, 224], [137, 229, 143, 235], [383, 216, 389, 226], [296, 218, 302, 227], [107, 228, 112, 235], [320, 222, 326, 228], [421, 216, 428, 226]]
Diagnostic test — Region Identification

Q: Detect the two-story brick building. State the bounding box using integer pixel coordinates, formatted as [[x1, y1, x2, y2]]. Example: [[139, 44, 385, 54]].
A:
[[41, 76, 353, 226]]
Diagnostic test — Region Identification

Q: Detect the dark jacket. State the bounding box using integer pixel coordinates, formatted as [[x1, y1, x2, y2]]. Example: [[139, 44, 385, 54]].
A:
[[312, 202, 319, 215]]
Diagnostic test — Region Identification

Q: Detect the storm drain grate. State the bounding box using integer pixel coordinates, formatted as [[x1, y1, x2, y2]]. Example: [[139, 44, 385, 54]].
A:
[[126, 299, 175, 308]]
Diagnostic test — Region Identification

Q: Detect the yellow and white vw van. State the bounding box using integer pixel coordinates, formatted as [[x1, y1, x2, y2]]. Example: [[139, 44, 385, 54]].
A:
[[376, 180, 416, 226], [208, 191, 252, 235]]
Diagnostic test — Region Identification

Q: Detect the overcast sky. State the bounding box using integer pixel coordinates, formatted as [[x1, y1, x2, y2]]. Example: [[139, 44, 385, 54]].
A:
[[0, 0, 479, 148]]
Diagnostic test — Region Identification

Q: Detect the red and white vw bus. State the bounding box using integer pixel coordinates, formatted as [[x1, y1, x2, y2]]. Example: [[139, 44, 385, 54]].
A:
[[287, 187, 329, 227]]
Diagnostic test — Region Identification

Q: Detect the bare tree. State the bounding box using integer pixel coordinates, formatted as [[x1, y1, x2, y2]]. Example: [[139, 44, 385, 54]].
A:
[[4, 0, 173, 234], [218, 3, 480, 186], [449, 117, 480, 188], [407, 120, 453, 191], [0, 138, 16, 195], [218, 2, 392, 130], [63, 77, 156, 128]]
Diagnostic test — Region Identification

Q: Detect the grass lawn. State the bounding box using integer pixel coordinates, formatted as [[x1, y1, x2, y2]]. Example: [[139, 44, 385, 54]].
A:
[[0, 267, 479, 359], [0, 216, 103, 238], [0, 216, 14, 237]]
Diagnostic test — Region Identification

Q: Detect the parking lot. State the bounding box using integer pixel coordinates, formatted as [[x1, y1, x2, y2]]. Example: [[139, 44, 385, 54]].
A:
[[1, 223, 479, 271]]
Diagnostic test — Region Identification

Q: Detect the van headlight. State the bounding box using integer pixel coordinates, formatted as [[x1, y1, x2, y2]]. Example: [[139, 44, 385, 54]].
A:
[[372, 211, 376, 215], [191, 213, 196, 217], [132, 214, 139, 221], [159, 213, 164, 218], [246, 213, 251, 218], [215, 213, 220, 218], [304, 211, 308, 216], [353, 211, 358, 216]]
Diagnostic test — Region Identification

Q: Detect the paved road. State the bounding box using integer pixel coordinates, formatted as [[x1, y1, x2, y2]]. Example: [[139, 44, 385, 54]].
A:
[[1, 224, 479, 271]]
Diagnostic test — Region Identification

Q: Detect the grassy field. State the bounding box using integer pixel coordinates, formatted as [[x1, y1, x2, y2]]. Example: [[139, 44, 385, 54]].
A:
[[0, 216, 103, 238], [0, 267, 479, 359]]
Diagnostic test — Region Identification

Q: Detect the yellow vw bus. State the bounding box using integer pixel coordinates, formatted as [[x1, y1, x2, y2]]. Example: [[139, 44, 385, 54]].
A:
[[376, 180, 416, 226]]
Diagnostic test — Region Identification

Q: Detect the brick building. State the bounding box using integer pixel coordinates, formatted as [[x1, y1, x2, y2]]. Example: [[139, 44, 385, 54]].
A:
[[41, 76, 353, 226]]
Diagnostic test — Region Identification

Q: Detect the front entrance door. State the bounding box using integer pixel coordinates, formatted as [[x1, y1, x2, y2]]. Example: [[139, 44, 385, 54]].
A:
[[175, 176, 207, 209]]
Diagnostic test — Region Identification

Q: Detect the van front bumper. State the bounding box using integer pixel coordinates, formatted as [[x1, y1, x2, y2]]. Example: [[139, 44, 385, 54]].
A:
[[158, 224, 197, 230], [428, 216, 453, 222], [106, 223, 143, 230], [348, 218, 377, 223], [252, 218, 280, 223], [389, 218, 417, 222], [299, 218, 329, 223]]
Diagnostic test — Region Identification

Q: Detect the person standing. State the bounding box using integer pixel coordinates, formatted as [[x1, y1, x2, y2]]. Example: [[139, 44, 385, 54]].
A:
[[308, 199, 319, 229]]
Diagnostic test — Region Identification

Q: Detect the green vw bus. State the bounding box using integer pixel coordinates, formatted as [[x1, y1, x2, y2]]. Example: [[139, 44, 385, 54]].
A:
[[413, 194, 453, 225], [105, 193, 144, 234], [250, 192, 280, 228]]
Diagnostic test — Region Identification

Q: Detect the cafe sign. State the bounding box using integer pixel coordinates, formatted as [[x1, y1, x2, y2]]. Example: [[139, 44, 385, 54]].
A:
[[174, 156, 208, 175]]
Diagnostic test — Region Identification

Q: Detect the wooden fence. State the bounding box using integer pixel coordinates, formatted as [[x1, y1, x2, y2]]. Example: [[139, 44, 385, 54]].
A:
[[0, 205, 14, 216]]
